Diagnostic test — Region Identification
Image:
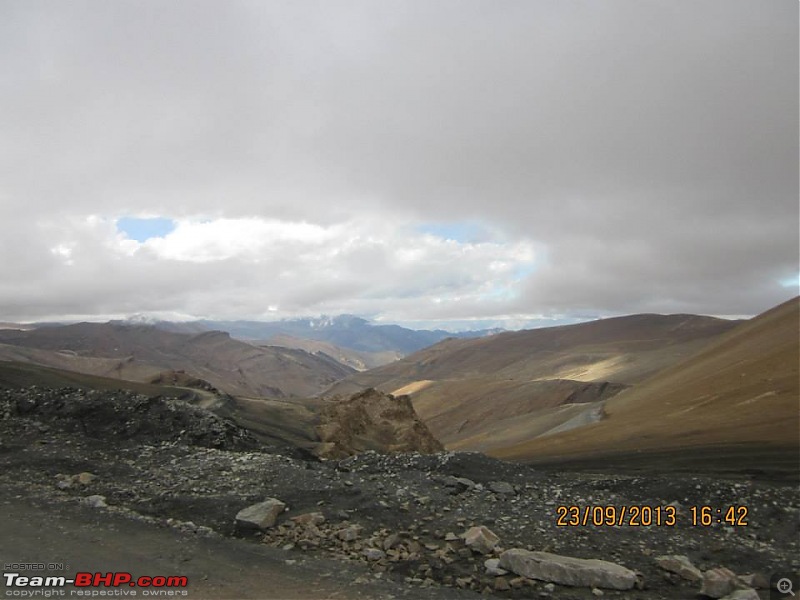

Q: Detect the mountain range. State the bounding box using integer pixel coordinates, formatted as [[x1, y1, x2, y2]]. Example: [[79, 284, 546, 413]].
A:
[[0, 323, 354, 398], [146, 314, 503, 355], [0, 298, 796, 478], [326, 312, 743, 450]]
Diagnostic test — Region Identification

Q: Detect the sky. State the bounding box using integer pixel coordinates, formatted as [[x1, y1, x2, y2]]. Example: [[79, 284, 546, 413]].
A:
[[0, 0, 797, 330]]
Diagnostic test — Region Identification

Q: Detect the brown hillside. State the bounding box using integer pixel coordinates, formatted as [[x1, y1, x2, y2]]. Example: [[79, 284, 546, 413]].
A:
[[492, 296, 799, 472], [262, 333, 401, 371], [0, 323, 355, 398], [326, 313, 740, 449]]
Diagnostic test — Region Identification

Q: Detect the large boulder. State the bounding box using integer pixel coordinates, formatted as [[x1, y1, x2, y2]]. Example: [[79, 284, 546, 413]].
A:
[[235, 498, 286, 531], [499, 549, 637, 590]]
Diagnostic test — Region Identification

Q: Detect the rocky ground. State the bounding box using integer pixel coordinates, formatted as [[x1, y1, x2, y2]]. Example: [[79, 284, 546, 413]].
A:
[[1, 387, 798, 600]]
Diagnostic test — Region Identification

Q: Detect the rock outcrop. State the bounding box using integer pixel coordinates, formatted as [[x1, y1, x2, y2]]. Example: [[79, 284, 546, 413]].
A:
[[314, 388, 443, 459]]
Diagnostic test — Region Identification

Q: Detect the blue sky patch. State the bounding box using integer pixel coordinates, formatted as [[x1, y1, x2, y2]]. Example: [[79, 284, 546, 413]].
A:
[[117, 217, 176, 242], [416, 221, 489, 243], [780, 274, 800, 289]]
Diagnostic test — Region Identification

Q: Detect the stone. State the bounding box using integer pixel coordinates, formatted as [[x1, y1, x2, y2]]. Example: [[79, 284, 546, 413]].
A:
[[489, 481, 515, 495], [463, 526, 500, 555], [85, 495, 107, 508], [738, 573, 769, 589], [699, 568, 745, 599], [235, 498, 286, 531], [543, 583, 555, 592], [337, 525, 362, 541], [456, 577, 473, 588], [654, 554, 702, 582], [290, 512, 325, 526], [363, 548, 386, 561], [499, 549, 637, 590], [485, 558, 509, 576], [443, 476, 476, 492], [383, 533, 402, 550], [591, 588, 604, 597], [720, 590, 759, 600], [76, 472, 97, 485], [494, 577, 510, 591]]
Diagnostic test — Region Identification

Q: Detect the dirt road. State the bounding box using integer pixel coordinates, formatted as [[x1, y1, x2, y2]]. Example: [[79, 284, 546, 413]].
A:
[[0, 493, 474, 600]]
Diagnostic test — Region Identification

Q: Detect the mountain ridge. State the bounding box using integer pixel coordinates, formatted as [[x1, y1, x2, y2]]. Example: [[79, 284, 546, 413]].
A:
[[0, 322, 355, 398]]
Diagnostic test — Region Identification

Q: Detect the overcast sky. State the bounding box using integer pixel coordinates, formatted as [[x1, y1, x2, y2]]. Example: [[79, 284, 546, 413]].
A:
[[1, 0, 797, 329]]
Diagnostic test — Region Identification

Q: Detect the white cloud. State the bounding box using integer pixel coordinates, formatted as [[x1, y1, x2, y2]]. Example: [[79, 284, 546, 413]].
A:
[[0, 212, 538, 323], [0, 1, 796, 325], [143, 218, 337, 262]]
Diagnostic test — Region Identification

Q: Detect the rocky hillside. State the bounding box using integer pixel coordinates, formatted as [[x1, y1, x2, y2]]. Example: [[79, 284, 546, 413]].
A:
[[1, 386, 797, 599], [315, 388, 444, 459]]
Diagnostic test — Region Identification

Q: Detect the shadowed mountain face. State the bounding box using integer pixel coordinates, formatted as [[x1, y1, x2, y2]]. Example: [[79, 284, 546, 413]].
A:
[[326, 313, 742, 450], [491, 296, 799, 477], [0, 323, 355, 398], [158, 315, 502, 355]]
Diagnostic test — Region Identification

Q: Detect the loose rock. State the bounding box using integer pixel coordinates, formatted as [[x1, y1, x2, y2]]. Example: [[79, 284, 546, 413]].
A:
[[499, 549, 638, 590], [655, 554, 703, 582], [463, 526, 500, 555], [235, 498, 286, 531]]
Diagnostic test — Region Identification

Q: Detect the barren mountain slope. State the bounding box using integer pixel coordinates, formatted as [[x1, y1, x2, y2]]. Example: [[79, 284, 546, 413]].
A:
[[492, 296, 799, 474], [0, 323, 355, 398], [261, 333, 402, 370], [0, 360, 207, 400], [326, 314, 740, 448]]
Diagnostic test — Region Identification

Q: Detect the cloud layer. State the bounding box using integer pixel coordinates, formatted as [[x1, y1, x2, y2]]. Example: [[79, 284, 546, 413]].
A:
[[0, 1, 797, 326]]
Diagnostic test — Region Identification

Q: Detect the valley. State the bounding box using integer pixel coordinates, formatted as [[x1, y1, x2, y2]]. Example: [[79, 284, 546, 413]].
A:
[[0, 299, 797, 599]]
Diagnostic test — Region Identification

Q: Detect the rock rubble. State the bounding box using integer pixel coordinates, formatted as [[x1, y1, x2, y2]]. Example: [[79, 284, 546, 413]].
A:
[[1, 386, 798, 600]]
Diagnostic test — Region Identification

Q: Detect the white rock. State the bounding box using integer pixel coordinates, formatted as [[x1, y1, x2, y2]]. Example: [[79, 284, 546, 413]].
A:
[[499, 549, 637, 590], [485, 558, 509, 576], [235, 498, 286, 531], [85, 495, 107, 508], [463, 526, 500, 555]]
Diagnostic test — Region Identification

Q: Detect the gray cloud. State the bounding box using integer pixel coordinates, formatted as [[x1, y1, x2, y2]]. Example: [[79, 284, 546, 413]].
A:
[[0, 0, 796, 325]]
